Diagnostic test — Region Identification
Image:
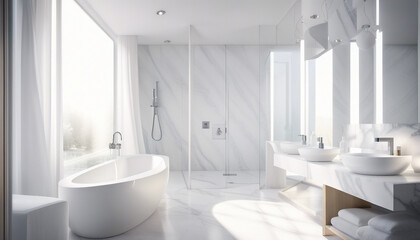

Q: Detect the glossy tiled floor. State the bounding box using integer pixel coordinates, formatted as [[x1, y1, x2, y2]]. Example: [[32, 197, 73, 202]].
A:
[[69, 171, 339, 240]]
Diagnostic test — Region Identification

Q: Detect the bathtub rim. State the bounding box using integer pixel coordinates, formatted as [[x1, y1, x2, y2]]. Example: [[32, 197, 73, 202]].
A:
[[59, 154, 169, 189]]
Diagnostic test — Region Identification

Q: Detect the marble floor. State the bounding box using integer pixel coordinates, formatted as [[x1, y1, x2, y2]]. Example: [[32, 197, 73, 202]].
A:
[[189, 170, 261, 188], [69, 171, 339, 240], [279, 181, 324, 219]]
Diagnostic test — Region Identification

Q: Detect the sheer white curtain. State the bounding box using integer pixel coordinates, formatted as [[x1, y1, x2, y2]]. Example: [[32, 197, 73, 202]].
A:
[[12, 0, 61, 197], [116, 36, 146, 154]]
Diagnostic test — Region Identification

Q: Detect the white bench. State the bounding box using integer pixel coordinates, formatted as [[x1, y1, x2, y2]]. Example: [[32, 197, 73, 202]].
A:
[[12, 195, 68, 240]]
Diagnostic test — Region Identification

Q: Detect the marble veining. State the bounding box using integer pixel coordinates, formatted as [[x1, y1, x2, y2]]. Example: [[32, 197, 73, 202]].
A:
[[340, 123, 420, 211], [139, 45, 272, 173], [275, 153, 420, 212], [226, 46, 260, 171], [343, 123, 420, 157], [138, 45, 189, 171], [191, 46, 226, 171], [383, 45, 418, 124]]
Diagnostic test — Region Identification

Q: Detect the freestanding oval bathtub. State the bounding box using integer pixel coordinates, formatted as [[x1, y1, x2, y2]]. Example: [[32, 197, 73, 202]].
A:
[[58, 154, 169, 238]]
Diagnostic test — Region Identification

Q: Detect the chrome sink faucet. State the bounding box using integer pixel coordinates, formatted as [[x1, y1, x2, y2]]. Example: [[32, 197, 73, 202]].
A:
[[298, 134, 307, 145], [109, 131, 122, 150], [374, 137, 394, 155]]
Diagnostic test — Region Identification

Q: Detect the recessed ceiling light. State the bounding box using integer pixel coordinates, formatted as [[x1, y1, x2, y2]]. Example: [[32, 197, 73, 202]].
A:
[[310, 14, 319, 19], [156, 10, 166, 16], [361, 24, 371, 30], [335, 39, 342, 43], [164, 40, 171, 43]]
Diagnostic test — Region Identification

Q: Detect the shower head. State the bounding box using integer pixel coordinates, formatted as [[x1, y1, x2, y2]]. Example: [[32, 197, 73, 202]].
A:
[[151, 82, 159, 108]]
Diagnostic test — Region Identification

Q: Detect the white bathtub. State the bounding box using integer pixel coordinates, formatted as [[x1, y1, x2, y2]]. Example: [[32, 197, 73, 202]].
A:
[[58, 154, 169, 238]]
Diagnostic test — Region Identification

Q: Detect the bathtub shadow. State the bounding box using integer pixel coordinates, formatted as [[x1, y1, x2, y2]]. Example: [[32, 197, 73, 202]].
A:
[[68, 210, 165, 240]]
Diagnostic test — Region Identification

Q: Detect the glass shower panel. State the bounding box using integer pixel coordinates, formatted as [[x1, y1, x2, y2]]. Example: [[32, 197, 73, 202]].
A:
[[225, 45, 260, 184], [189, 27, 227, 188], [188, 26, 263, 188]]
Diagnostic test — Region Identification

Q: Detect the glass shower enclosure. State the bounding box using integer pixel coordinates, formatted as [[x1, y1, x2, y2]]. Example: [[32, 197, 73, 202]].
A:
[[181, 25, 279, 189]]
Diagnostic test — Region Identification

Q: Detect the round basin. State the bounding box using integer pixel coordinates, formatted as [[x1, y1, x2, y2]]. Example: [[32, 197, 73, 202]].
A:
[[341, 153, 412, 176], [298, 147, 339, 162], [279, 141, 306, 155]]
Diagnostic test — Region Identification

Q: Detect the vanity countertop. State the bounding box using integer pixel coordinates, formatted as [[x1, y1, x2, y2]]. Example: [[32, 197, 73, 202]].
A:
[[274, 153, 420, 211]]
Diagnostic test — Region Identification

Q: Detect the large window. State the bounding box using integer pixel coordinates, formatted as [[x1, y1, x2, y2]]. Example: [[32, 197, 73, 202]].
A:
[[62, 0, 114, 176]]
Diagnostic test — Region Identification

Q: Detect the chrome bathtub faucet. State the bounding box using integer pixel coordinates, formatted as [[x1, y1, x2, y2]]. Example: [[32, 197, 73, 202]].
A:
[[109, 131, 123, 151], [374, 137, 394, 155]]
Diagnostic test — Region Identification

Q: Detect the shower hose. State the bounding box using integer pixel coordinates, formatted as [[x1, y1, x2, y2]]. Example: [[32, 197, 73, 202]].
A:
[[151, 110, 162, 141]]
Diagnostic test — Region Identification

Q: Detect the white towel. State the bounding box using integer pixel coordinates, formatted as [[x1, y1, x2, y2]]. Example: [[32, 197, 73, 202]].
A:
[[358, 225, 420, 240], [338, 208, 385, 227], [331, 216, 359, 239], [368, 212, 420, 233], [357, 226, 368, 239]]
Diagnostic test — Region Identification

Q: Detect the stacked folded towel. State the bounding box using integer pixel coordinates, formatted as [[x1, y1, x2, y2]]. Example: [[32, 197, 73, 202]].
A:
[[357, 212, 420, 240], [331, 208, 385, 240]]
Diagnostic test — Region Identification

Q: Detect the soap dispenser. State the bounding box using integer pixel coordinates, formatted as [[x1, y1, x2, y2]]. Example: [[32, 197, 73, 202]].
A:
[[318, 137, 324, 149], [339, 137, 349, 154]]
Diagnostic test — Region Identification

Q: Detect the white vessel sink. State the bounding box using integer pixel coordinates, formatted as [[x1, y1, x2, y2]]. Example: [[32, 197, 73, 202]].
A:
[[279, 141, 306, 155], [298, 147, 339, 162], [341, 153, 412, 176]]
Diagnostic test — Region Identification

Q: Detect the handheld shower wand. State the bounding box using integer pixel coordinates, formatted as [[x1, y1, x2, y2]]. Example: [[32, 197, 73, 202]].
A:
[[151, 82, 162, 141]]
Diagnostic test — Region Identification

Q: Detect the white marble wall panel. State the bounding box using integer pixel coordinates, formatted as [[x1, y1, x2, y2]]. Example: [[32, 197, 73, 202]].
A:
[[333, 43, 351, 146], [383, 45, 418, 124], [191, 46, 226, 171], [226, 46, 260, 171], [138, 45, 277, 174], [344, 123, 420, 159], [138, 46, 188, 171]]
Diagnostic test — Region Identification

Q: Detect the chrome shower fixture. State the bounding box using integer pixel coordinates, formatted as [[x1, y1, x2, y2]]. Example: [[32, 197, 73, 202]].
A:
[[151, 82, 162, 141]]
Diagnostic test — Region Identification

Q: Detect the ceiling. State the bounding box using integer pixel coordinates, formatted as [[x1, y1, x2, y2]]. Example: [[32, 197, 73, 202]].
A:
[[77, 0, 298, 45]]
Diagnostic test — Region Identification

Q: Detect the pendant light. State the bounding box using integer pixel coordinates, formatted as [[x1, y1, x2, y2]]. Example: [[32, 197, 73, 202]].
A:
[[356, 24, 375, 50], [356, 0, 376, 50]]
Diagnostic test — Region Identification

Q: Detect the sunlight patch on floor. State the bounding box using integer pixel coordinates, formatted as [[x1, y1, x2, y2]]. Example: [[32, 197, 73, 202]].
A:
[[213, 200, 328, 240]]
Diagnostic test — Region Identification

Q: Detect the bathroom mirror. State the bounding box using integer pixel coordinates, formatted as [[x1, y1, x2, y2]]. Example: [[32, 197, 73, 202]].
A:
[[303, 0, 419, 146], [379, 0, 418, 124], [358, 0, 418, 124]]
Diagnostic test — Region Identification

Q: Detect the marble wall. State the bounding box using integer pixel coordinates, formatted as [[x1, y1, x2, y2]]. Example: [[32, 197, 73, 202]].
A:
[[344, 123, 420, 160], [190, 46, 227, 171], [138, 46, 189, 171], [383, 45, 418, 124], [330, 44, 417, 146], [138, 45, 273, 171], [226, 46, 261, 171]]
